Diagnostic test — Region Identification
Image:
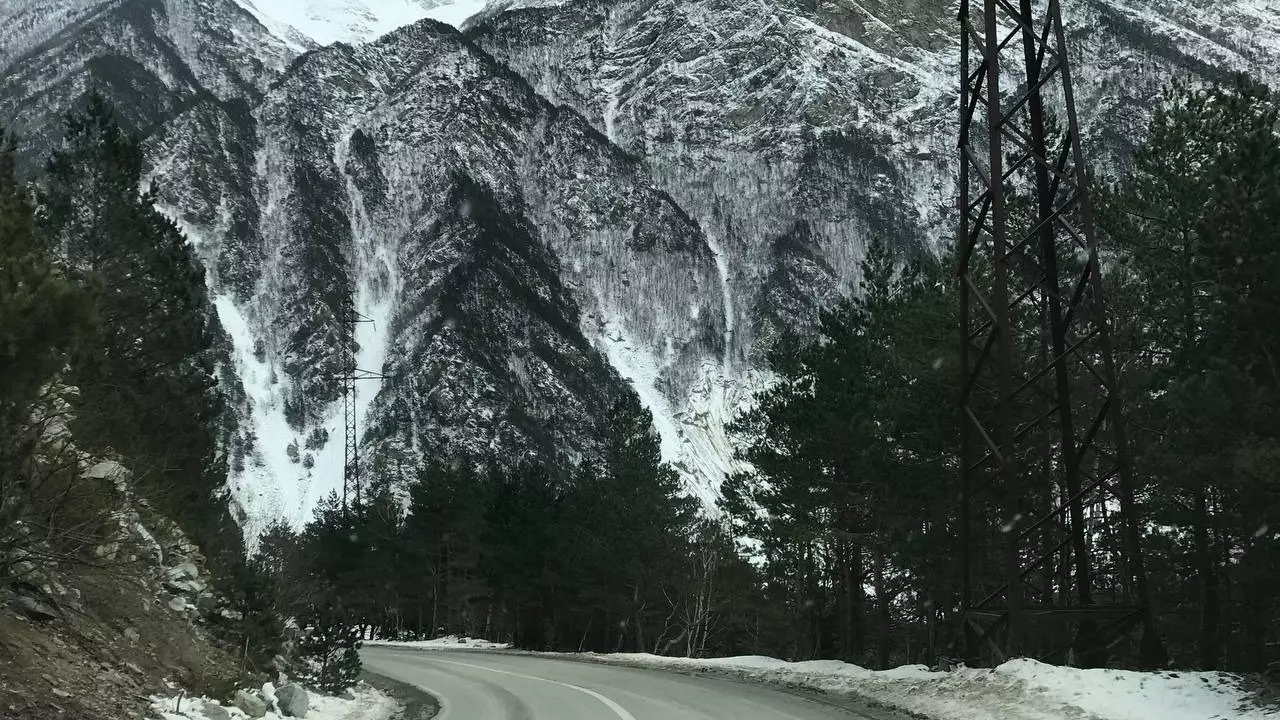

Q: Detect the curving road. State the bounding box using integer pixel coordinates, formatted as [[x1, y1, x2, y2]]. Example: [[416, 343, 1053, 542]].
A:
[[362, 647, 875, 720]]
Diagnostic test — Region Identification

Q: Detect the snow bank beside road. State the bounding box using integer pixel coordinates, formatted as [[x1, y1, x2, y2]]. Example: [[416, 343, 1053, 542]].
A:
[[152, 682, 397, 720], [365, 634, 511, 650], [360, 639, 1277, 720], [571, 653, 1277, 720]]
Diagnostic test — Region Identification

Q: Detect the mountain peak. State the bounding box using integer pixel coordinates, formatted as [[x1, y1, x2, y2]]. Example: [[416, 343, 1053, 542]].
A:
[[231, 0, 497, 48]]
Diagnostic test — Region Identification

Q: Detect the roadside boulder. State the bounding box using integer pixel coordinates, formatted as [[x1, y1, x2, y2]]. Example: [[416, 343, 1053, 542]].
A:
[[233, 690, 268, 719], [201, 702, 231, 720], [276, 684, 309, 718]]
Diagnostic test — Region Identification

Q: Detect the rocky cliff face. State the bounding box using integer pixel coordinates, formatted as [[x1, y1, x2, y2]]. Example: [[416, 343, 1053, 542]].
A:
[[0, 0, 291, 167], [467, 0, 1280, 493], [3, 0, 1277, 533], [145, 17, 724, 532]]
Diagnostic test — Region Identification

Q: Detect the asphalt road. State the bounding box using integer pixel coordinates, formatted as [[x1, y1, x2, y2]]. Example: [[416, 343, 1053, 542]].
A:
[[361, 648, 871, 720]]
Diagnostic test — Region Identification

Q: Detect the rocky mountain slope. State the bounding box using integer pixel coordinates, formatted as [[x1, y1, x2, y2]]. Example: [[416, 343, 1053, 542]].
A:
[[142, 14, 725, 531], [3, 0, 1278, 533], [468, 0, 1280, 493], [0, 0, 292, 168]]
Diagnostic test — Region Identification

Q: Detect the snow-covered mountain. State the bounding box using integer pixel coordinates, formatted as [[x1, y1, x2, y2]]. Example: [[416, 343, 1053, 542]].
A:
[[144, 19, 723, 534], [230, 0, 493, 48], [467, 0, 1280, 495], [3, 0, 1277, 536]]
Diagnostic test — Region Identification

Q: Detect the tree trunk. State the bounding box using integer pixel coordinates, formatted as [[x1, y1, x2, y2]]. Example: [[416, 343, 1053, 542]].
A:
[[872, 540, 892, 669], [850, 546, 866, 659], [633, 582, 646, 653], [1193, 487, 1221, 669]]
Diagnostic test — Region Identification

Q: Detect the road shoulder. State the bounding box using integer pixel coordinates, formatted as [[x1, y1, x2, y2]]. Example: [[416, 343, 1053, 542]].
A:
[[361, 669, 442, 720]]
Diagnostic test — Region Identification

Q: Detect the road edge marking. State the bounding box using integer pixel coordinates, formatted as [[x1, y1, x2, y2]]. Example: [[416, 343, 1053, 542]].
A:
[[426, 657, 638, 720]]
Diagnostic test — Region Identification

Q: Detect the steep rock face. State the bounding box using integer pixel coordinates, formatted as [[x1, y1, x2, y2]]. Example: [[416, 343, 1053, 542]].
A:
[[140, 20, 725, 531], [469, 0, 1280, 492], [0, 0, 291, 166], [469, 0, 961, 495], [361, 174, 623, 483], [0, 0, 105, 67], [474, 0, 951, 343]]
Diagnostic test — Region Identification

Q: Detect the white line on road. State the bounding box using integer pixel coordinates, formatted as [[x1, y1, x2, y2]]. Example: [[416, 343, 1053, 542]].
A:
[[426, 656, 638, 720]]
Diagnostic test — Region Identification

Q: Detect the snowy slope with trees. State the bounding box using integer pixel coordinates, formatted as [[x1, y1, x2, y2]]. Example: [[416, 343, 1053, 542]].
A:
[[3, 0, 1279, 529]]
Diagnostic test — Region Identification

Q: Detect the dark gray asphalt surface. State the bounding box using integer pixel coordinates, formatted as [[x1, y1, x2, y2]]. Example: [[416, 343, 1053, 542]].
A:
[[362, 648, 871, 720]]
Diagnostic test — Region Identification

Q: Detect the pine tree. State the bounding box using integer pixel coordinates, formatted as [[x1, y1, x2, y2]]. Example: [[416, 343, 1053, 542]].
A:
[[0, 130, 91, 423], [1099, 74, 1280, 671], [482, 463, 561, 650], [36, 93, 234, 560], [219, 560, 287, 673], [402, 460, 490, 638], [558, 392, 698, 652], [295, 606, 363, 694], [0, 129, 96, 569], [724, 238, 957, 666]]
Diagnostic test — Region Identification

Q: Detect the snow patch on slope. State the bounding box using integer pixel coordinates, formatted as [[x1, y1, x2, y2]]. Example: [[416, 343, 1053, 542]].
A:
[[215, 295, 347, 541], [334, 123, 400, 494], [595, 319, 754, 509], [595, 321, 691, 488], [147, 202, 342, 540], [152, 681, 399, 720]]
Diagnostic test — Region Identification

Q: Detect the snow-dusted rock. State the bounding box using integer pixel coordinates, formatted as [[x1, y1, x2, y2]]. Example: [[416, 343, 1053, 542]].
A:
[[202, 703, 232, 720], [81, 461, 128, 482], [165, 563, 200, 582], [233, 689, 268, 718], [261, 681, 277, 708], [93, 542, 121, 561], [275, 684, 309, 718], [164, 577, 207, 595]]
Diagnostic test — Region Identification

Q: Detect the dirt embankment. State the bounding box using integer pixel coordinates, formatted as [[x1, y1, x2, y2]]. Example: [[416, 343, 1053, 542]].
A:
[[1, 488, 254, 720]]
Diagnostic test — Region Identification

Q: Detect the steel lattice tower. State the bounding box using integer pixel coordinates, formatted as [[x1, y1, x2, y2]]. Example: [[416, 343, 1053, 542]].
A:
[[957, 0, 1165, 666], [339, 292, 382, 513]]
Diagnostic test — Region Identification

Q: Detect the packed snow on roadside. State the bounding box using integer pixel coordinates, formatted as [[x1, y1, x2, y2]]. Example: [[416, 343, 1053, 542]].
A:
[[569, 653, 1278, 720], [151, 681, 398, 720], [364, 634, 512, 650]]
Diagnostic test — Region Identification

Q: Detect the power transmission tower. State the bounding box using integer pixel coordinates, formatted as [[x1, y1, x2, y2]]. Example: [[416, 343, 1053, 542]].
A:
[[339, 292, 384, 513], [957, 0, 1165, 667]]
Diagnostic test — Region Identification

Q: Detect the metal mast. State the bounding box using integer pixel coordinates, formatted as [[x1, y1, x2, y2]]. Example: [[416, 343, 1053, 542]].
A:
[[339, 292, 383, 513], [957, 0, 1164, 666]]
